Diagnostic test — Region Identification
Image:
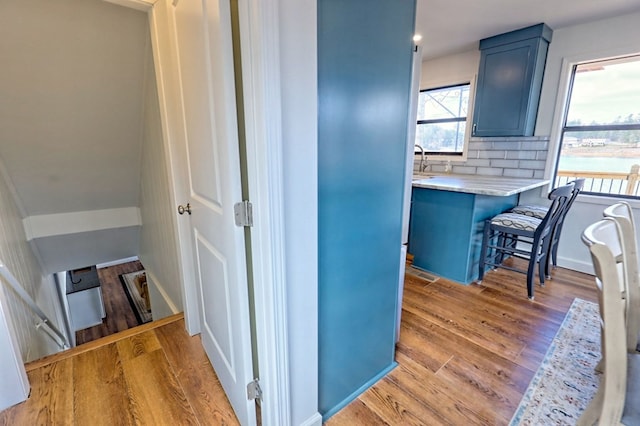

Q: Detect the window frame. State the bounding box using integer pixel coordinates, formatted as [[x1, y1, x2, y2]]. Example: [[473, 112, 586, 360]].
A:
[[551, 55, 640, 199], [415, 78, 475, 162]]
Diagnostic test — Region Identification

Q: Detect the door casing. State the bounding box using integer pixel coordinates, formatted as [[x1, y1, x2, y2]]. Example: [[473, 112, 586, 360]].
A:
[[109, 0, 291, 424]]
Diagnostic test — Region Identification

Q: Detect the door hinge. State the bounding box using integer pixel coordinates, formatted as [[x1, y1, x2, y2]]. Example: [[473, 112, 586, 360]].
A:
[[234, 201, 253, 227], [247, 378, 262, 401]]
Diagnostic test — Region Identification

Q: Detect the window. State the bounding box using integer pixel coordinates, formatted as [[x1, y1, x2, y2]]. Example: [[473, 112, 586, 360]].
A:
[[415, 83, 470, 156], [554, 56, 640, 197]]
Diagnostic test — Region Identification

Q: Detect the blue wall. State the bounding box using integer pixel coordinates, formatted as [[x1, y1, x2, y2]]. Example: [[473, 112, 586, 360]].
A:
[[317, 0, 417, 418]]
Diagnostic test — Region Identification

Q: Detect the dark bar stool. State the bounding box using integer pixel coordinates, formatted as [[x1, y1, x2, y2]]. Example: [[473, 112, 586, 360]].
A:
[[509, 179, 585, 277], [477, 183, 575, 299]]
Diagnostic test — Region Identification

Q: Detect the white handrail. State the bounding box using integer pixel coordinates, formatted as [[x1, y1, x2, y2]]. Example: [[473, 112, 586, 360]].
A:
[[0, 262, 69, 350]]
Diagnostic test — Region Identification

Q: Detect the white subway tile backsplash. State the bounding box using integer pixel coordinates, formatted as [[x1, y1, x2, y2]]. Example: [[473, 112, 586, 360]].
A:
[[490, 159, 520, 169], [476, 167, 504, 176], [411, 137, 549, 177], [519, 160, 547, 170], [477, 150, 507, 159], [418, 136, 551, 177], [503, 168, 536, 178], [467, 141, 494, 150], [491, 141, 522, 151], [534, 170, 546, 179], [521, 141, 549, 150], [465, 158, 491, 167], [505, 150, 537, 160]]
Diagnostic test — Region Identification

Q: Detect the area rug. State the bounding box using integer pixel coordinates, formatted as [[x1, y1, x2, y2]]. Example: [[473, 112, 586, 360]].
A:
[[509, 298, 601, 425], [119, 270, 152, 325]]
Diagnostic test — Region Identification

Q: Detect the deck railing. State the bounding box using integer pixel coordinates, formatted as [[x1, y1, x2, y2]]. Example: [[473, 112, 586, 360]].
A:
[[556, 164, 640, 197]]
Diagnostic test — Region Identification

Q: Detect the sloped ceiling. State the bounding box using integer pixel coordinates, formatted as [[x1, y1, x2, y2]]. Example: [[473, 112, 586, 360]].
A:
[[0, 0, 149, 273], [0, 0, 148, 216]]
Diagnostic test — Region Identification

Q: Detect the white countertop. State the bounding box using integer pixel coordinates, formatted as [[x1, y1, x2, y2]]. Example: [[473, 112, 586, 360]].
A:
[[412, 174, 550, 196]]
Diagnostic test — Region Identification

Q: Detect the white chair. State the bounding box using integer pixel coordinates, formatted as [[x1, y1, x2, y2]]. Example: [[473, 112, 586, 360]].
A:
[[603, 201, 640, 352], [580, 218, 640, 425]]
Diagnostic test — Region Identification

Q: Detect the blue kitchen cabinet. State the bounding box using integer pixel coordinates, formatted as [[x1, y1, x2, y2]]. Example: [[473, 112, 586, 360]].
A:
[[318, 0, 416, 420], [409, 187, 518, 284], [472, 23, 552, 137]]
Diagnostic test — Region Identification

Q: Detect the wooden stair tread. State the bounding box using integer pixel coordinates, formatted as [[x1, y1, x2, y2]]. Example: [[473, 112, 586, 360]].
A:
[[26, 313, 184, 372]]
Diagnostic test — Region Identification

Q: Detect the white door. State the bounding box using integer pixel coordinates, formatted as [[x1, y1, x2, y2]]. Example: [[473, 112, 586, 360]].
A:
[[172, 1, 256, 425]]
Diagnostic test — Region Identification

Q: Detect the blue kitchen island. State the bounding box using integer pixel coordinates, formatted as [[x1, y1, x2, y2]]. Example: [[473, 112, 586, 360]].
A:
[[409, 175, 549, 284]]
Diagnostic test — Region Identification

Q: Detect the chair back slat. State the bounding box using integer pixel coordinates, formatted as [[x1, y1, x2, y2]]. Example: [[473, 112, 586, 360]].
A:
[[535, 183, 574, 241], [582, 218, 628, 423], [603, 201, 640, 351]]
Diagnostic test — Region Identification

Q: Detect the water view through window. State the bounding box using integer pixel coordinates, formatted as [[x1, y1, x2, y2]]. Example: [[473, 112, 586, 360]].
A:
[[555, 56, 640, 197]]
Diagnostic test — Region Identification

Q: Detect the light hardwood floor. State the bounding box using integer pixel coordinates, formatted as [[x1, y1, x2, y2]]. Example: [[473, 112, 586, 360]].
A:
[[0, 259, 597, 425], [327, 258, 597, 425], [0, 314, 240, 425]]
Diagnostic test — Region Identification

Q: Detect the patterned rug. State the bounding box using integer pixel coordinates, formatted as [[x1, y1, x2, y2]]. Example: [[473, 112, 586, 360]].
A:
[[510, 298, 601, 425]]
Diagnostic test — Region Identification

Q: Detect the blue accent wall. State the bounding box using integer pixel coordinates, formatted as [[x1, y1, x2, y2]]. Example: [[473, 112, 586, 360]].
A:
[[317, 0, 416, 418]]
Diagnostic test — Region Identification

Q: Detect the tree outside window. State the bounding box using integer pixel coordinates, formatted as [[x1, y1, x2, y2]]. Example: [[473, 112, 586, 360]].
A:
[[415, 83, 470, 155]]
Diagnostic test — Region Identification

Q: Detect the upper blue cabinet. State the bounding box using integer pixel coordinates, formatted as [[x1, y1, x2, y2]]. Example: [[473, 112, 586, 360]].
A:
[[472, 23, 552, 137]]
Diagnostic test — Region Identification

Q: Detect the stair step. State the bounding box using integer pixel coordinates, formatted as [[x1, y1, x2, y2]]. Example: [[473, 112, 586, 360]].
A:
[[25, 313, 184, 371]]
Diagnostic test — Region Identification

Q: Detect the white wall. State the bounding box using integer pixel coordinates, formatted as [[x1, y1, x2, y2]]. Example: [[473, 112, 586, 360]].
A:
[[420, 49, 479, 90], [138, 39, 182, 319], [0, 288, 29, 410], [420, 11, 640, 273], [0, 164, 63, 362], [280, 0, 320, 425], [533, 11, 640, 273], [535, 11, 640, 136]]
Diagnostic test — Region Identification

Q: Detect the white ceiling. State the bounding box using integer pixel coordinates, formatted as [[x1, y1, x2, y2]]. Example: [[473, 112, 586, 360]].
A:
[[0, 0, 148, 216], [416, 0, 640, 60]]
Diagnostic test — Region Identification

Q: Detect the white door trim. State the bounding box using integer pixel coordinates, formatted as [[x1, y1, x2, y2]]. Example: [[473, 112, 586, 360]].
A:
[[115, 0, 291, 423], [236, 1, 291, 424]]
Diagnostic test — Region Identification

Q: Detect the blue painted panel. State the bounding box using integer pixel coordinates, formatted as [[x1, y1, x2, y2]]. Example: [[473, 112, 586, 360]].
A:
[[409, 189, 475, 283], [479, 23, 552, 49], [472, 23, 552, 137], [409, 188, 517, 283], [318, 0, 416, 418]]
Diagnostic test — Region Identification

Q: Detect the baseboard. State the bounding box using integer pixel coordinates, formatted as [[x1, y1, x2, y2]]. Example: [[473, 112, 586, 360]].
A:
[[97, 256, 139, 269], [557, 256, 594, 275], [298, 412, 322, 426], [322, 361, 398, 421], [145, 270, 180, 318]]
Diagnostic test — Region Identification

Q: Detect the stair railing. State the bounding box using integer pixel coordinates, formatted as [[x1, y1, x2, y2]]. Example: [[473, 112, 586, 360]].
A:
[[0, 261, 69, 350]]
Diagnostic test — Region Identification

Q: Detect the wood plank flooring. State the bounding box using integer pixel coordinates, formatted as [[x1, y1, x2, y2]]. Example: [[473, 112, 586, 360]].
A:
[[75, 261, 145, 346], [0, 314, 240, 426], [327, 258, 598, 425], [0, 259, 597, 425]]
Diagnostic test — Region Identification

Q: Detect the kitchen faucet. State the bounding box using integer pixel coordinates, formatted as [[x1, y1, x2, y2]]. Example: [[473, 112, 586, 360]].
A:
[[414, 144, 427, 172]]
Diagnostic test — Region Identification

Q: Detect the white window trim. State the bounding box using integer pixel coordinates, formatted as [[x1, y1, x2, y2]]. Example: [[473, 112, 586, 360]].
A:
[[545, 47, 640, 188], [417, 75, 476, 162]]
